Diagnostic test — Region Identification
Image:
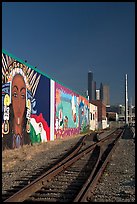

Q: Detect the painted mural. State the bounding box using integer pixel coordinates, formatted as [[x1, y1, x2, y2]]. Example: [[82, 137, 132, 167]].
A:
[[2, 51, 90, 150], [55, 83, 80, 139], [2, 53, 50, 149], [79, 96, 90, 133]]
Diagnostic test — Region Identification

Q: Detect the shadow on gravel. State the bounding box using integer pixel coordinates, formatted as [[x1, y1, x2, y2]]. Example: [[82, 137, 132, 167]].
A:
[[123, 179, 135, 187], [121, 127, 134, 140]]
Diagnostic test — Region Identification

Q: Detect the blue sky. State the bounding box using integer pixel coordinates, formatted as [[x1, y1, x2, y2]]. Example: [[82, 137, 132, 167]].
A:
[[2, 2, 135, 105]]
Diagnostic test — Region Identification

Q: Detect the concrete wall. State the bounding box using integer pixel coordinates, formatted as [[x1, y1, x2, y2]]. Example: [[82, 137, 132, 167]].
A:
[[91, 100, 107, 129], [102, 118, 108, 129], [91, 100, 106, 122], [2, 51, 90, 149]]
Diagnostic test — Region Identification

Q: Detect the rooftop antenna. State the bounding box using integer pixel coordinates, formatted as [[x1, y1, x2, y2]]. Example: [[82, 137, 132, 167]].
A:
[[89, 64, 95, 72]]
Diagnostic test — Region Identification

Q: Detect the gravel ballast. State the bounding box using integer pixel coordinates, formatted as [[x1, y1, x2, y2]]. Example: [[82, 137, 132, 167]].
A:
[[2, 133, 85, 195], [2, 127, 135, 202], [93, 127, 135, 202]]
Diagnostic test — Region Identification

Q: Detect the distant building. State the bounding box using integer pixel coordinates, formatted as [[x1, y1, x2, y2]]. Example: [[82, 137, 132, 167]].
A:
[[107, 112, 119, 121], [88, 71, 93, 103], [89, 103, 98, 131], [91, 80, 96, 100], [118, 104, 125, 116], [96, 89, 100, 100], [107, 104, 125, 115], [91, 100, 108, 129], [88, 71, 96, 102], [106, 104, 135, 122], [107, 104, 124, 121], [100, 83, 110, 107]]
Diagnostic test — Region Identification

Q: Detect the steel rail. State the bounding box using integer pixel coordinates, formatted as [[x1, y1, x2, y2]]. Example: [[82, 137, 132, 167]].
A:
[[4, 128, 120, 202], [73, 145, 102, 202], [75, 128, 125, 202], [4, 142, 97, 201], [4, 134, 88, 202]]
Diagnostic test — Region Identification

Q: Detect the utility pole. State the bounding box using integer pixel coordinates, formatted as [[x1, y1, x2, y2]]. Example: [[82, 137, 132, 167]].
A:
[[130, 97, 132, 124], [125, 74, 128, 125]]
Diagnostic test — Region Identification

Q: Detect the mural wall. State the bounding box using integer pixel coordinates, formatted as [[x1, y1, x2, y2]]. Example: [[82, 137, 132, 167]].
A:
[[79, 95, 90, 133], [2, 53, 50, 149], [2, 51, 90, 150], [54, 83, 90, 139], [55, 83, 80, 139]]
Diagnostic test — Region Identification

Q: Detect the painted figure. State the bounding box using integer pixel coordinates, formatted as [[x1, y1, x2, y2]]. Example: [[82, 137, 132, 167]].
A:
[[11, 74, 30, 148], [64, 116, 68, 129], [72, 96, 77, 123], [2, 74, 31, 149], [2, 54, 51, 149], [55, 84, 80, 138]]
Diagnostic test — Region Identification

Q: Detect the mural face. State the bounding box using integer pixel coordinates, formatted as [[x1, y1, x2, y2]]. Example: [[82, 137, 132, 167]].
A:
[[55, 83, 80, 139], [11, 74, 27, 148], [12, 74, 26, 131], [2, 53, 50, 149]]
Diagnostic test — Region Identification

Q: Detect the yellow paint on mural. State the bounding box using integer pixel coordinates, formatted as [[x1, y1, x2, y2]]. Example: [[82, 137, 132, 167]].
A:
[[4, 94, 10, 106], [27, 99, 31, 110]]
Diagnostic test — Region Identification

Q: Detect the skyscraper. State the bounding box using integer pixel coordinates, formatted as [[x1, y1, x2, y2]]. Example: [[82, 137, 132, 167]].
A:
[[88, 71, 97, 102], [96, 89, 100, 100], [100, 83, 103, 101], [100, 83, 110, 107], [88, 71, 93, 102], [91, 80, 96, 100]]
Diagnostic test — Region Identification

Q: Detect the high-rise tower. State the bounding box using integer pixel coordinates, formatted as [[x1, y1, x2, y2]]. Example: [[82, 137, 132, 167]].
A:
[[96, 89, 100, 100], [100, 83, 103, 101], [88, 71, 93, 102], [100, 83, 110, 107]]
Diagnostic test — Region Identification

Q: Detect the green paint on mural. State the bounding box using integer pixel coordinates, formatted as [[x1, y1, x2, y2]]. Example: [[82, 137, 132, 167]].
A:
[[30, 123, 41, 144]]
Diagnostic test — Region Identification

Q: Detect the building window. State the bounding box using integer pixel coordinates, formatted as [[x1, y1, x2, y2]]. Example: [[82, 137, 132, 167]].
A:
[[93, 114, 94, 120], [91, 113, 92, 120]]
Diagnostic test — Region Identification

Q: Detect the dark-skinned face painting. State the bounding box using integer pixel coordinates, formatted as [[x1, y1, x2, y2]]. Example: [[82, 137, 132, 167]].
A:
[[11, 74, 27, 148], [2, 53, 50, 149], [12, 74, 26, 133]]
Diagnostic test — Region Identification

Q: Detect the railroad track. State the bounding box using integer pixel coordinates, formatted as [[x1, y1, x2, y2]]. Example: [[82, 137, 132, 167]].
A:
[[3, 128, 125, 202], [74, 128, 125, 202], [2, 132, 93, 201]]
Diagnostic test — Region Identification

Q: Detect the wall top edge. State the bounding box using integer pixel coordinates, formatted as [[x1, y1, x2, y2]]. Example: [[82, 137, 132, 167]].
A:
[[2, 48, 87, 99]]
